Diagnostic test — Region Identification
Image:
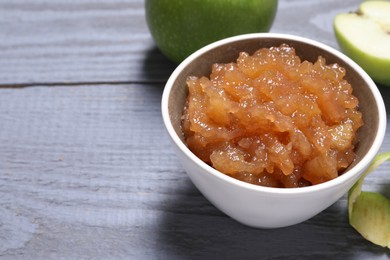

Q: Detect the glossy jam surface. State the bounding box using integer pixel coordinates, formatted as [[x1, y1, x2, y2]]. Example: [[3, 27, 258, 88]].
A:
[[181, 44, 363, 188]]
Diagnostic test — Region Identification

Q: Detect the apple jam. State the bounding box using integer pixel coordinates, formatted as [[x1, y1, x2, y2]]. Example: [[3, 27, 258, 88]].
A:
[[181, 44, 363, 188]]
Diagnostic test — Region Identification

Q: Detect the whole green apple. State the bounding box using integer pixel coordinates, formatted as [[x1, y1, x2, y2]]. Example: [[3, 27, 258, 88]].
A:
[[334, 1, 390, 86], [145, 0, 278, 63]]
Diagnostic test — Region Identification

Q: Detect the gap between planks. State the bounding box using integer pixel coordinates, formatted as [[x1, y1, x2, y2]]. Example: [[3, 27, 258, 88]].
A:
[[0, 80, 167, 88]]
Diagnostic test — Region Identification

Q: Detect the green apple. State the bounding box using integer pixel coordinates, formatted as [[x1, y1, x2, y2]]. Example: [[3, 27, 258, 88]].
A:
[[334, 1, 390, 86], [145, 0, 278, 63]]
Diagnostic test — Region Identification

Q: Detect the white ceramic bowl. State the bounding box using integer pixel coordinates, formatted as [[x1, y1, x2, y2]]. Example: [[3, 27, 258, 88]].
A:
[[161, 33, 386, 228]]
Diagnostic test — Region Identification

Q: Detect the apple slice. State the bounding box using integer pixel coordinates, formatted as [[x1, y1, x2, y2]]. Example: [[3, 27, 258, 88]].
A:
[[334, 1, 390, 86], [348, 152, 390, 248]]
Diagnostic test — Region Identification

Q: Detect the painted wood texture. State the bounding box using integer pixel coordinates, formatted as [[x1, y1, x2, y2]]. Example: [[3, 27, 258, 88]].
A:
[[0, 0, 389, 259]]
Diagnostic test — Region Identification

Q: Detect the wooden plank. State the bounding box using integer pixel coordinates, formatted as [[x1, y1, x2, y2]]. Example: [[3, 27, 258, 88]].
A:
[[0, 0, 363, 85], [0, 84, 389, 259], [0, 0, 177, 85]]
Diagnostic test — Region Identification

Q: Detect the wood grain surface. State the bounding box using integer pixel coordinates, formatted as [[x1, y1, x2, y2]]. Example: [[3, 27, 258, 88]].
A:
[[0, 0, 389, 259]]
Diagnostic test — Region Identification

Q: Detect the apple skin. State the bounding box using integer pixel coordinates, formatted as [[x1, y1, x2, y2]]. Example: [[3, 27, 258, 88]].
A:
[[145, 0, 278, 63], [334, 21, 390, 87]]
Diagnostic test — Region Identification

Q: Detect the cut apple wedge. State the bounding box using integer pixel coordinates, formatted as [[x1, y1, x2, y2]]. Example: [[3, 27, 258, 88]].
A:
[[348, 152, 390, 248], [334, 1, 390, 86]]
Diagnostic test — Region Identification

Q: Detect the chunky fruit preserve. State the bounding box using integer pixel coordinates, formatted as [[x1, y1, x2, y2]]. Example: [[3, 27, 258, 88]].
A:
[[181, 44, 363, 188]]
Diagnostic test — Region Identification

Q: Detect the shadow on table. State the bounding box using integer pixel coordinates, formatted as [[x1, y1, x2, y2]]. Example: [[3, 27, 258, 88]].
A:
[[376, 84, 390, 198], [141, 46, 177, 84], [378, 84, 390, 116], [156, 181, 389, 259]]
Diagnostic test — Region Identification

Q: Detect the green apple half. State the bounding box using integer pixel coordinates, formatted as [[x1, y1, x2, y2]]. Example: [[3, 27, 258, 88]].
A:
[[334, 1, 390, 86], [145, 0, 278, 63]]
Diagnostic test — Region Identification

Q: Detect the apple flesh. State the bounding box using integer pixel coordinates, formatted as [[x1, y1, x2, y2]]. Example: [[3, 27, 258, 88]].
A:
[[334, 1, 390, 86], [145, 0, 278, 63]]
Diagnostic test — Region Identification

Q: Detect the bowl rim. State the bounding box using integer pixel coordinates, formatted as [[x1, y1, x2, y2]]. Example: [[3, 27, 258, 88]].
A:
[[161, 33, 387, 195]]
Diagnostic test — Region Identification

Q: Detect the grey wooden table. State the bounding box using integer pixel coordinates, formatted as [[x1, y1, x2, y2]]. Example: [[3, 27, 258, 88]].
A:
[[0, 0, 389, 259]]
